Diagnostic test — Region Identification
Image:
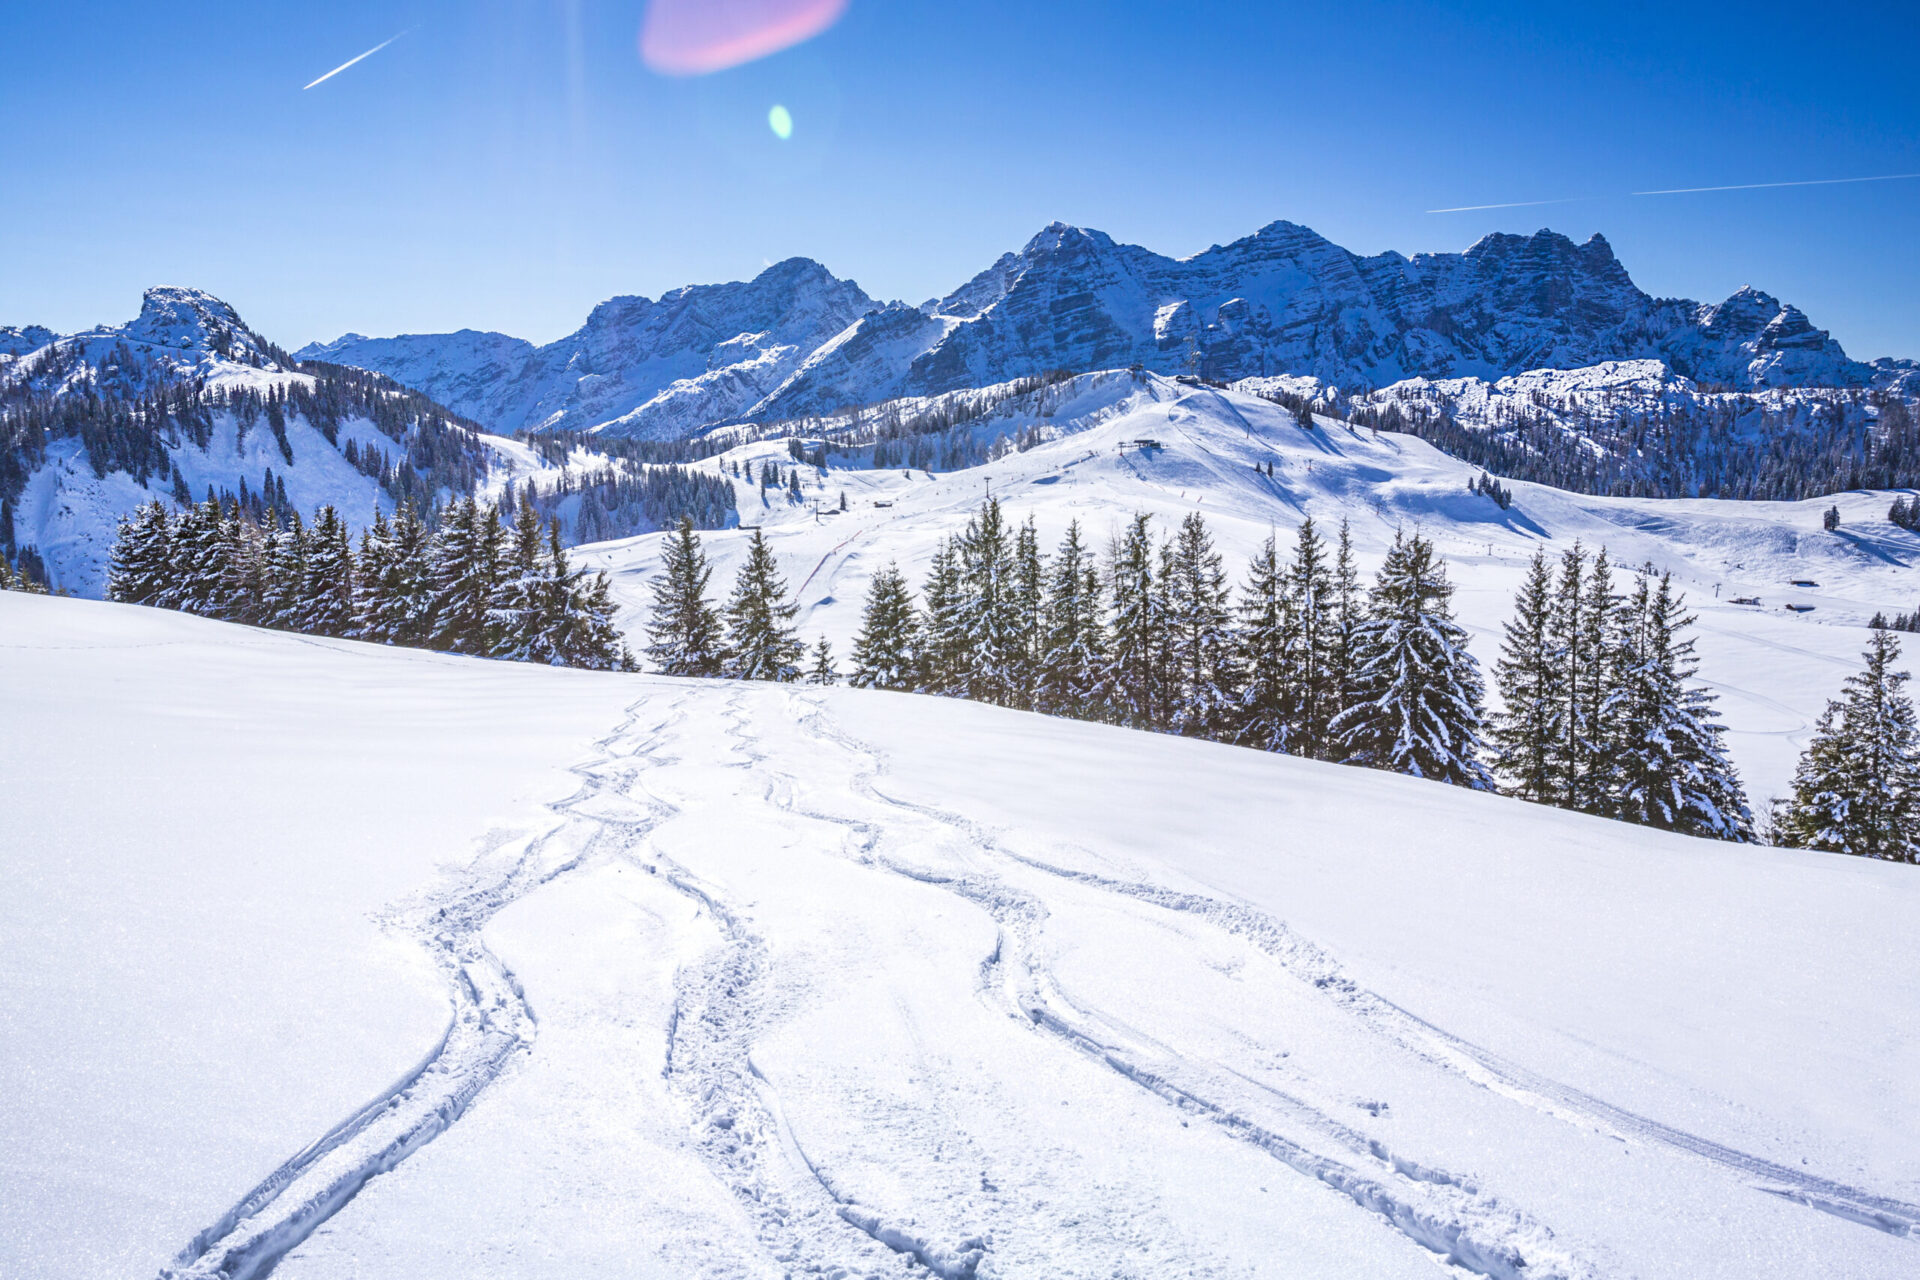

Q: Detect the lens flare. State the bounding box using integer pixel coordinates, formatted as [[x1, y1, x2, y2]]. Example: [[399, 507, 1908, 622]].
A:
[[640, 0, 849, 76], [768, 103, 794, 140]]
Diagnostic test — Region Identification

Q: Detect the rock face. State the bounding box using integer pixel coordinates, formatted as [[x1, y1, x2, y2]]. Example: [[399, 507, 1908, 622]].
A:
[[296, 220, 1894, 437], [297, 258, 875, 438]]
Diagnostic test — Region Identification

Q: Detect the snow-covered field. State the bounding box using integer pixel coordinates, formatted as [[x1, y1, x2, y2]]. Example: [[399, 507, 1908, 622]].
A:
[[4, 590, 1917, 1279], [576, 372, 1919, 808]]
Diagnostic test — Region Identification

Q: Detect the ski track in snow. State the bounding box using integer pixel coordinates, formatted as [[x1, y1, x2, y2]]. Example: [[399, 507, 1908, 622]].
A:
[[156, 692, 685, 1280], [784, 695, 1918, 1250], [635, 685, 982, 1279], [772, 695, 1594, 1280], [152, 679, 1916, 1280]]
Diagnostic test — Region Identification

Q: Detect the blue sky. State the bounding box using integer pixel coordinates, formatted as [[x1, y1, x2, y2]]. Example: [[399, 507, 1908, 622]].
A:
[[3, 1, 1915, 358]]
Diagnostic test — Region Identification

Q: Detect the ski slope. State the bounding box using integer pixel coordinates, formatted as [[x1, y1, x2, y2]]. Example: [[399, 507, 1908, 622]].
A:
[[3, 592, 1917, 1279], [576, 372, 1920, 806]]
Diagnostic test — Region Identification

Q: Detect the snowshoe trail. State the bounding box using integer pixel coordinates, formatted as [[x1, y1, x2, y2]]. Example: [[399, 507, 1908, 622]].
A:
[[157, 693, 688, 1280], [779, 702, 1605, 1280]]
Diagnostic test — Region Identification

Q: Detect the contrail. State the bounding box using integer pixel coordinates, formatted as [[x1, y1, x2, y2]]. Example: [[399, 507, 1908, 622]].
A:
[[1426, 197, 1590, 213], [303, 28, 412, 90], [1634, 172, 1920, 196]]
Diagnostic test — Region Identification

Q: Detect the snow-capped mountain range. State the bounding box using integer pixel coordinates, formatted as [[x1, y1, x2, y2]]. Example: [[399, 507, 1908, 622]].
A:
[[294, 219, 1914, 440]]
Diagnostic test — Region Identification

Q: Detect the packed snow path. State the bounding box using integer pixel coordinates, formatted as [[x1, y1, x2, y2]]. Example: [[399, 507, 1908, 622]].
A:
[[250, 688, 1917, 1278]]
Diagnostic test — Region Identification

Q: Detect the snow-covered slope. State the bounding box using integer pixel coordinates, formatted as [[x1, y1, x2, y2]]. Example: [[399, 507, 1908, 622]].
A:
[[5, 590, 1917, 1280], [296, 258, 877, 440], [297, 219, 1907, 441], [577, 372, 1920, 806]]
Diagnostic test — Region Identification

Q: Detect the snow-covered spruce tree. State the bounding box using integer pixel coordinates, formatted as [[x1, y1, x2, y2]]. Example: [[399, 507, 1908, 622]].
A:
[[355, 502, 433, 647], [1163, 511, 1235, 738], [294, 505, 355, 638], [1035, 520, 1107, 720], [1009, 516, 1044, 710], [1104, 513, 1169, 731], [1327, 518, 1364, 724], [1544, 543, 1621, 814], [849, 562, 921, 690], [643, 516, 726, 676], [539, 522, 634, 671], [1331, 531, 1494, 789], [1574, 547, 1625, 815], [917, 537, 966, 695], [1281, 516, 1338, 758], [488, 501, 558, 662], [1604, 572, 1754, 840], [426, 497, 504, 655], [1232, 534, 1292, 752], [259, 509, 306, 631], [166, 498, 235, 617], [107, 501, 175, 606], [1490, 551, 1564, 802], [808, 636, 839, 685], [220, 506, 272, 627], [1774, 628, 1920, 861], [723, 528, 803, 682], [950, 497, 1024, 707]]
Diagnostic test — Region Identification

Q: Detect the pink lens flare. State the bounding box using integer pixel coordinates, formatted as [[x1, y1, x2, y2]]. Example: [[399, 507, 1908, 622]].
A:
[[640, 0, 849, 76]]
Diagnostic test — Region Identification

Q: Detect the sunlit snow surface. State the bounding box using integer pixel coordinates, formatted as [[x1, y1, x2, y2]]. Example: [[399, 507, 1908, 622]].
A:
[[3, 590, 1917, 1280]]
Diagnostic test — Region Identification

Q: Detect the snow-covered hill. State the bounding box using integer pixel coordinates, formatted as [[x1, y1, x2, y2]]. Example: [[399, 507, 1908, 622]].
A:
[[576, 372, 1920, 806], [295, 219, 1914, 443], [5, 589, 1916, 1280]]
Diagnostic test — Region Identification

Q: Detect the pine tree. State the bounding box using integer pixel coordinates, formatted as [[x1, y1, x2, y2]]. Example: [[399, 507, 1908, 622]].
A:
[[489, 501, 558, 662], [295, 505, 355, 637], [917, 537, 966, 694], [259, 509, 307, 630], [1605, 572, 1755, 840], [1332, 531, 1494, 789], [426, 497, 503, 654], [1035, 520, 1107, 719], [106, 501, 174, 606], [949, 497, 1022, 706], [1326, 518, 1363, 725], [1163, 511, 1234, 737], [167, 498, 233, 616], [1281, 517, 1337, 757], [808, 636, 839, 685], [849, 563, 921, 690], [1774, 629, 1920, 860], [1490, 551, 1563, 801], [1232, 535, 1292, 752], [643, 516, 726, 676], [1008, 516, 1044, 710], [356, 502, 432, 646], [723, 529, 803, 681], [1574, 547, 1623, 814], [541, 523, 634, 671], [1104, 513, 1168, 730]]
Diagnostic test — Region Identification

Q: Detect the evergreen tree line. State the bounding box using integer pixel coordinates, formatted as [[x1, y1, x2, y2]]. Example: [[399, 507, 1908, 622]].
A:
[[647, 500, 1495, 787], [0, 553, 52, 595], [3, 348, 495, 543], [508, 462, 737, 544], [1890, 495, 1920, 531], [644, 502, 1839, 847], [105, 495, 633, 670], [1340, 386, 1920, 503]]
